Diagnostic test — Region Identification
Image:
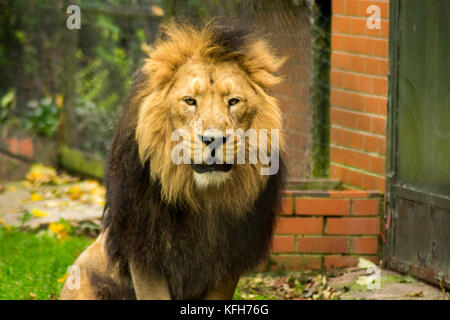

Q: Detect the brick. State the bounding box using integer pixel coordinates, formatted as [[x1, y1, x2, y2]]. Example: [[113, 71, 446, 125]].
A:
[[330, 145, 344, 163], [365, 58, 379, 75], [331, 108, 376, 132], [347, 169, 363, 187], [297, 236, 348, 253], [353, 199, 379, 216], [352, 237, 378, 254], [275, 217, 323, 235], [330, 70, 344, 87], [19, 138, 34, 158], [296, 198, 350, 216], [377, 177, 386, 193], [362, 173, 379, 190], [324, 255, 359, 269], [280, 198, 294, 215], [379, 59, 388, 76], [364, 135, 386, 155], [330, 163, 343, 180], [332, 34, 388, 58], [272, 236, 295, 253], [332, 0, 345, 15], [330, 146, 373, 172], [364, 135, 379, 153], [7, 137, 20, 154], [372, 39, 388, 57], [373, 77, 387, 96], [358, 75, 373, 95], [332, 127, 386, 157], [371, 116, 386, 135], [327, 217, 380, 235], [272, 254, 322, 270], [357, 37, 373, 55], [379, 20, 390, 38], [351, 17, 367, 36], [346, 0, 360, 16], [347, 130, 364, 150], [378, 137, 386, 155], [332, 16, 352, 34], [331, 34, 346, 51], [342, 72, 359, 91], [371, 156, 385, 175], [331, 164, 365, 189], [348, 149, 372, 171], [350, 92, 365, 111]]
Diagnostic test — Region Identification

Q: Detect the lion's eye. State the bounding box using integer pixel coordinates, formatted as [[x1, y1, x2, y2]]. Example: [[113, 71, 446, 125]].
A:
[[228, 98, 240, 106], [183, 98, 197, 106]]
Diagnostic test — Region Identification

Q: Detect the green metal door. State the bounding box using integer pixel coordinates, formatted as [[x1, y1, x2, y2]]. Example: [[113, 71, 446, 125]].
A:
[[386, 0, 450, 288]]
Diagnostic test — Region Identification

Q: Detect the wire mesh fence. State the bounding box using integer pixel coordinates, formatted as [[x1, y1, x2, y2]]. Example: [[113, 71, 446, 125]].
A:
[[0, 0, 331, 180]]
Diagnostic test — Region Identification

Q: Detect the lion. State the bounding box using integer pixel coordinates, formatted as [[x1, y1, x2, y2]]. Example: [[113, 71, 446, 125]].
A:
[[60, 21, 286, 300]]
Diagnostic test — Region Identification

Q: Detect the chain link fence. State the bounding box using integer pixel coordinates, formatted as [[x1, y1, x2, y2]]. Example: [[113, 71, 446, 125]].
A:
[[0, 0, 331, 180]]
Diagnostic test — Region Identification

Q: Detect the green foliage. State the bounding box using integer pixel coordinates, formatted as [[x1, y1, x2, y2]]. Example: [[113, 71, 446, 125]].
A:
[[22, 97, 59, 137], [311, 1, 331, 178], [73, 13, 150, 155], [0, 88, 15, 124], [21, 210, 33, 226], [75, 15, 134, 114], [0, 228, 92, 300]]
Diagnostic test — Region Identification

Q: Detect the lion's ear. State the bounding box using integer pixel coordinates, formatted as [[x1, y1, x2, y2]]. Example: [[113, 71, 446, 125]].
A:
[[240, 40, 286, 89]]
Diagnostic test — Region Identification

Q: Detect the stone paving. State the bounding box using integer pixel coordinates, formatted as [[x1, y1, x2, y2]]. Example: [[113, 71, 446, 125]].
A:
[[0, 181, 103, 229]]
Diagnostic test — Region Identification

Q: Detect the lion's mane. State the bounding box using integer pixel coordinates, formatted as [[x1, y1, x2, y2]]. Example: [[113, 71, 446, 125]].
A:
[[102, 21, 286, 300]]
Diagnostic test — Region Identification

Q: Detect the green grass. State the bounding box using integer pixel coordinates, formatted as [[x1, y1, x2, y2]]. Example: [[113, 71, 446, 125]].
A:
[[0, 228, 92, 300]]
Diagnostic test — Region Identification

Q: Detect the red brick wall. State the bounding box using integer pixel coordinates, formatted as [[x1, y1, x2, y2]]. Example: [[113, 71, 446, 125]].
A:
[[268, 190, 383, 270], [329, 0, 389, 192]]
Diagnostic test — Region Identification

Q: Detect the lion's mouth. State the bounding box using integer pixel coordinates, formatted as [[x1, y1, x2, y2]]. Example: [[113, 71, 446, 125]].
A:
[[191, 163, 233, 174]]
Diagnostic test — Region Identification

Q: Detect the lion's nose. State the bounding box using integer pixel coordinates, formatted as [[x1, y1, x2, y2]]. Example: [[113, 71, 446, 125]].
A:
[[198, 134, 229, 146]]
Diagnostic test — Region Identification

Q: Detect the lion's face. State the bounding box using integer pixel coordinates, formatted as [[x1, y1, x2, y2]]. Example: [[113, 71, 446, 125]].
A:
[[135, 22, 285, 213], [167, 59, 265, 188]]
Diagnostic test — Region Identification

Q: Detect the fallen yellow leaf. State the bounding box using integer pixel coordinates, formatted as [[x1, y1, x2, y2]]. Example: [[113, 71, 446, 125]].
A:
[[30, 192, 44, 201], [406, 291, 423, 297], [0, 218, 12, 232], [25, 163, 57, 185], [49, 222, 65, 234], [31, 209, 49, 217], [68, 185, 83, 200], [57, 273, 69, 284]]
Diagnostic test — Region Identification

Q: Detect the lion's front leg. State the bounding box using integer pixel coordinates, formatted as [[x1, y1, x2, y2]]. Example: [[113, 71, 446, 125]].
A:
[[129, 263, 172, 300], [59, 234, 105, 300]]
